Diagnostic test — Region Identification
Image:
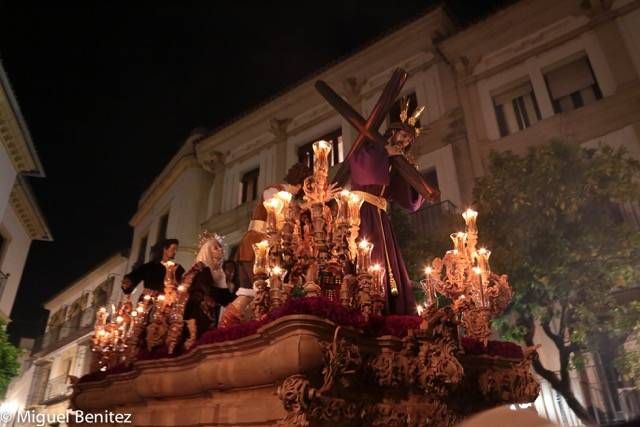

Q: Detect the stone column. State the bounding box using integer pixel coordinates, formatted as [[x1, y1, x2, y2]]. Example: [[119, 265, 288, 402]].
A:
[[269, 118, 291, 178]]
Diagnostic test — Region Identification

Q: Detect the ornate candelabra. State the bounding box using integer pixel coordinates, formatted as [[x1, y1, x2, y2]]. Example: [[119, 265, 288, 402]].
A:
[[421, 209, 512, 344]]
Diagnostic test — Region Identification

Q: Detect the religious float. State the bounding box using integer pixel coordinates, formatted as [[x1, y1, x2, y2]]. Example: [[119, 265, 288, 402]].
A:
[[72, 70, 540, 426]]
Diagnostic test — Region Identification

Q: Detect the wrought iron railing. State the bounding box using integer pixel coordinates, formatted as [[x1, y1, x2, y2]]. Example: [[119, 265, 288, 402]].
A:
[[33, 306, 97, 355], [43, 374, 71, 402], [409, 200, 459, 235]]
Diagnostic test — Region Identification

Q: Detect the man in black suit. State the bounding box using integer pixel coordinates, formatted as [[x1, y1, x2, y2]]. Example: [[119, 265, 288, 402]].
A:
[[121, 238, 185, 295]]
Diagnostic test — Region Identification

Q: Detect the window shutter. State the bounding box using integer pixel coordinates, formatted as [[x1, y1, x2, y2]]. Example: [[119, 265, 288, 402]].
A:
[[546, 57, 595, 100]]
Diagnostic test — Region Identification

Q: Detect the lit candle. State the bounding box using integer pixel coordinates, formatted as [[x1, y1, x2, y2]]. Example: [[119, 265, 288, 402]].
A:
[[177, 284, 186, 293], [368, 263, 385, 295], [252, 240, 271, 275], [116, 316, 123, 324], [472, 266, 485, 307], [157, 294, 166, 303], [357, 239, 374, 273], [143, 294, 151, 302], [270, 265, 285, 290], [476, 248, 491, 274], [131, 311, 138, 318], [347, 193, 364, 226], [462, 208, 478, 233], [335, 190, 352, 225], [450, 232, 467, 253], [263, 197, 284, 234], [421, 266, 437, 307], [312, 140, 332, 175]]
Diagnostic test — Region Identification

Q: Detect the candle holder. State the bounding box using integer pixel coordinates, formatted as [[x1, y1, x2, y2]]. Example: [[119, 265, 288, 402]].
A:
[[312, 140, 332, 196], [269, 265, 285, 309], [264, 197, 284, 236], [369, 264, 385, 316], [252, 240, 271, 319], [356, 239, 373, 274], [347, 194, 364, 260]]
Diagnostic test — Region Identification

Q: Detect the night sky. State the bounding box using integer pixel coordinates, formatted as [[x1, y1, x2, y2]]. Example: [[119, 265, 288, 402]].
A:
[[0, 1, 509, 342]]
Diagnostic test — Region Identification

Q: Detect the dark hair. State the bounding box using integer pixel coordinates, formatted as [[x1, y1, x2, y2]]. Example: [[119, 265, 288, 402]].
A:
[[149, 238, 179, 261], [284, 162, 312, 186], [162, 238, 179, 249]]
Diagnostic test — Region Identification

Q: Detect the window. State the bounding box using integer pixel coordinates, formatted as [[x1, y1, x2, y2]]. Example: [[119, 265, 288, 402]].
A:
[[240, 168, 260, 204], [157, 213, 169, 242], [388, 92, 420, 129], [137, 234, 148, 265], [297, 129, 344, 170], [544, 56, 602, 114], [492, 81, 541, 137]]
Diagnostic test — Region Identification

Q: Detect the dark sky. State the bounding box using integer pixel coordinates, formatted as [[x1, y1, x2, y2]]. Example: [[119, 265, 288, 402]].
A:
[[0, 1, 508, 342]]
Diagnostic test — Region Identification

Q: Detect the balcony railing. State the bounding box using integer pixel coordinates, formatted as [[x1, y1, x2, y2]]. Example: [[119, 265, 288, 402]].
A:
[[43, 374, 71, 403], [409, 200, 459, 235], [33, 306, 97, 355]]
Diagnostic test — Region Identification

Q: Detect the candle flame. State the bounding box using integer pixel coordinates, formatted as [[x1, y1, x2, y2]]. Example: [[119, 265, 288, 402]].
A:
[[276, 191, 292, 203], [424, 266, 433, 275], [255, 240, 269, 250], [369, 263, 382, 272], [177, 285, 185, 292], [462, 208, 478, 221], [271, 265, 283, 276], [473, 266, 482, 275], [358, 239, 371, 249]]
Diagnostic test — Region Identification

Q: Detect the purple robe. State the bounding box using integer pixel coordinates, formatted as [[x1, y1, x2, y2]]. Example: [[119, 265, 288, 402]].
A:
[[350, 141, 424, 314]]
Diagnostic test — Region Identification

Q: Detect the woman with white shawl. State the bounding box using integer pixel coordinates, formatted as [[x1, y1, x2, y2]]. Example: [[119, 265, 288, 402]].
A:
[[183, 233, 236, 347]]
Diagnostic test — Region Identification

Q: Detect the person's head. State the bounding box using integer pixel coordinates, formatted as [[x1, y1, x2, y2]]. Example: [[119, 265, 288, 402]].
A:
[[161, 238, 179, 261], [284, 162, 313, 194], [195, 234, 224, 269], [387, 128, 415, 150], [150, 238, 179, 262]]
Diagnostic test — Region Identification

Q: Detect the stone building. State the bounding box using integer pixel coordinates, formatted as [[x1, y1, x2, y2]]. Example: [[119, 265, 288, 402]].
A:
[[0, 63, 52, 323], [4, 253, 127, 421]]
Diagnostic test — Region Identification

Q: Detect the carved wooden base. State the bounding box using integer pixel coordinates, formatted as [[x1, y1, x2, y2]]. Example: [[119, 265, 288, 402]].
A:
[[74, 314, 538, 427]]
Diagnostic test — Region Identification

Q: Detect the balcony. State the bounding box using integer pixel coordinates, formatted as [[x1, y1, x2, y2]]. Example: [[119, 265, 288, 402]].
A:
[[202, 200, 255, 236], [33, 306, 97, 356], [409, 200, 459, 236], [42, 374, 71, 404]]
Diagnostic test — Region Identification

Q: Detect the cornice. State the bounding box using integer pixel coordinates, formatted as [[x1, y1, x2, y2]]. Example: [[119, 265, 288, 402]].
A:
[[9, 175, 52, 241], [0, 64, 45, 176]]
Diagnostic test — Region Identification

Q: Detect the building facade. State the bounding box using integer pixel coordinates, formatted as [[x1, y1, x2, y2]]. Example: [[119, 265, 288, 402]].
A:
[[4, 253, 127, 420], [0, 63, 52, 322]]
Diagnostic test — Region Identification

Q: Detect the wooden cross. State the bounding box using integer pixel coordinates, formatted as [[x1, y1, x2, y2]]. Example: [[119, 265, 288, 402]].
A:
[[314, 68, 439, 202]]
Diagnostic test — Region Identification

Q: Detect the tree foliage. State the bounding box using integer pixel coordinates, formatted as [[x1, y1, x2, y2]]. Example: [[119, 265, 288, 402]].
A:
[[474, 141, 640, 423], [0, 320, 21, 399]]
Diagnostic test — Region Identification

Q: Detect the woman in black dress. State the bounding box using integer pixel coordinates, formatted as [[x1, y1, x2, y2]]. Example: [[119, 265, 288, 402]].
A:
[[183, 234, 236, 349]]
